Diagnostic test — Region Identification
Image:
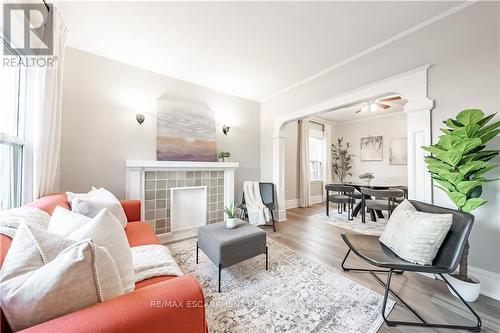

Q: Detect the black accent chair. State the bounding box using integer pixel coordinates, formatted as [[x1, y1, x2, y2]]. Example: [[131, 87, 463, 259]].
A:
[[341, 200, 481, 331], [239, 182, 276, 232], [326, 184, 356, 220], [390, 186, 408, 203], [360, 188, 405, 222]]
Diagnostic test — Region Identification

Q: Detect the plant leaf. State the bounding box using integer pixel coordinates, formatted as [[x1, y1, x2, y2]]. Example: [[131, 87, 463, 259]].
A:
[[432, 177, 456, 192], [458, 161, 490, 175], [448, 192, 467, 208], [478, 120, 500, 135], [480, 129, 500, 144], [457, 180, 486, 195], [462, 198, 487, 213], [456, 109, 484, 126], [476, 113, 496, 128]]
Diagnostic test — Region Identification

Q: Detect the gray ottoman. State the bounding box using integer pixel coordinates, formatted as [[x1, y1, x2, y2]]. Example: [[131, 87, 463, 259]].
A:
[[196, 221, 268, 292]]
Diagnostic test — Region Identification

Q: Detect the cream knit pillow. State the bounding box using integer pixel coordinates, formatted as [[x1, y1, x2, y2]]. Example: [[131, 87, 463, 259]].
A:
[[0, 223, 124, 331], [69, 188, 128, 227], [379, 200, 453, 265]]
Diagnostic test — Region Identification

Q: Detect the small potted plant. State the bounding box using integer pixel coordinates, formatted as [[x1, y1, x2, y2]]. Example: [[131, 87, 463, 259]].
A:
[[224, 202, 237, 229], [359, 172, 374, 185], [218, 151, 231, 162]]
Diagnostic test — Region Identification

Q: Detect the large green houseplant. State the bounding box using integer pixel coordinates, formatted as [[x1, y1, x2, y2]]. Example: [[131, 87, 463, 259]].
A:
[[423, 109, 499, 291]]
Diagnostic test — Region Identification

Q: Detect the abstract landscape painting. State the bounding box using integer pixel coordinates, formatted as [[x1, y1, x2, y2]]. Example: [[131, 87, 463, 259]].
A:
[[389, 138, 407, 165], [360, 136, 383, 161], [157, 97, 218, 161]]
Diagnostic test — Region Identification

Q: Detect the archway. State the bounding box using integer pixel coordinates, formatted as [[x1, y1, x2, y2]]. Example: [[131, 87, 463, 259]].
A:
[[272, 65, 434, 221]]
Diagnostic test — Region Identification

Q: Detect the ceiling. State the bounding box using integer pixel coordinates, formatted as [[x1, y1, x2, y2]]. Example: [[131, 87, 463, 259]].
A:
[[315, 96, 405, 124], [60, 1, 461, 102]]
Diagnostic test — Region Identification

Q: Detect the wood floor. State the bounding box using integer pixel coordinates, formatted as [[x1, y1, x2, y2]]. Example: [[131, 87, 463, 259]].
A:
[[263, 204, 500, 333]]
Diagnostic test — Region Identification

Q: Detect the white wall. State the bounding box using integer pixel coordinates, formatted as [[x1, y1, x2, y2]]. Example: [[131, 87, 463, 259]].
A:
[[261, 2, 500, 279], [331, 113, 407, 185], [60, 48, 260, 202]]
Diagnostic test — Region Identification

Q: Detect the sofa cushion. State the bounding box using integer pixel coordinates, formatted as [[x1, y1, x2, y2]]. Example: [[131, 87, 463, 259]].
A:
[[70, 188, 128, 227], [379, 200, 453, 265], [48, 206, 91, 237], [25, 193, 70, 215], [126, 222, 160, 247], [0, 206, 50, 238], [0, 224, 124, 331], [67, 209, 135, 292]]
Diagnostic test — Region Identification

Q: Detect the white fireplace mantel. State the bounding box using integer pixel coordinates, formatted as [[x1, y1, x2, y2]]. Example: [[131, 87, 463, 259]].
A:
[[125, 160, 239, 227], [126, 160, 239, 169]]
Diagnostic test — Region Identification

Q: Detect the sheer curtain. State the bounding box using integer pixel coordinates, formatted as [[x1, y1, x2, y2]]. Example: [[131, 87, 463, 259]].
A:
[[324, 123, 333, 185], [31, 10, 68, 199], [298, 119, 310, 207]]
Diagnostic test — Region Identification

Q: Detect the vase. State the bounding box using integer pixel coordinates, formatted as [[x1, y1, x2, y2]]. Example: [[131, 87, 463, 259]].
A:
[[226, 218, 237, 229], [445, 274, 481, 302]]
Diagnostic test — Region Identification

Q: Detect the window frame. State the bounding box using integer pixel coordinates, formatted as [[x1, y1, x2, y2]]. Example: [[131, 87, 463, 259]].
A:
[[309, 134, 325, 182]]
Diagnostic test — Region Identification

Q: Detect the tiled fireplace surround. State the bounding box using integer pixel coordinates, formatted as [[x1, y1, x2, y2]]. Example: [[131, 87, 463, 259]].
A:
[[144, 170, 225, 234], [126, 161, 238, 235]]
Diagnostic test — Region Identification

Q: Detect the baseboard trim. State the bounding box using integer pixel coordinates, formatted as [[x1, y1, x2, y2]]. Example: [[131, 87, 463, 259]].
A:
[[284, 199, 299, 209], [469, 266, 500, 301], [310, 195, 323, 205]]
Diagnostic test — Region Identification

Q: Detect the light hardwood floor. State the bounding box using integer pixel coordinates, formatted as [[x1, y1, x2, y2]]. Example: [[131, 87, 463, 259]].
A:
[[263, 204, 500, 333]]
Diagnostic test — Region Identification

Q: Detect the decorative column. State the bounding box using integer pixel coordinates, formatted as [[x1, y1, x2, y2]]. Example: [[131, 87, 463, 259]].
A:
[[405, 98, 434, 203], [273, 131, 287, 221]]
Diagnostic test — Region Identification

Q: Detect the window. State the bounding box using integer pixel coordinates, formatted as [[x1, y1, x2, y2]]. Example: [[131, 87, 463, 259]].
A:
[[309, 122, 325, 181], [0, 40, 25, 210]]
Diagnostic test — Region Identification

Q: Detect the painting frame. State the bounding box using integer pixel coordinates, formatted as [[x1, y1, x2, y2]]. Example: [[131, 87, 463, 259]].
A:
[[389, 137, 407, 165], [360, 136, 383, 161]]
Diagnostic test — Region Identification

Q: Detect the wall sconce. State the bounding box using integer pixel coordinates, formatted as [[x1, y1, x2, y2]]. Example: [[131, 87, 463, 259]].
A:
[[136, 114, 145, 125], [222, 125, 230, 135]]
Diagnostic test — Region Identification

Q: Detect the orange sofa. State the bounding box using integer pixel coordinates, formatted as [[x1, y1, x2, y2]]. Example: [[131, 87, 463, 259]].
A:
[[0, 193, 207, 333]]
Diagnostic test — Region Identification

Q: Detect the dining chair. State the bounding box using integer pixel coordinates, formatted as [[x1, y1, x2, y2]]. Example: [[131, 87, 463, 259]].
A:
[[326, 184, 356, 220], [390, 186, 408, 203], [340, 200, 481, 331], [239, 182, 276, 232], [360, 188, 405, 222]]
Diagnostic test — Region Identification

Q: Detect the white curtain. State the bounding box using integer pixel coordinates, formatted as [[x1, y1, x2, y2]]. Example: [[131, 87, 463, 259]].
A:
[[32, 10, 68, 198], [298, 119, 310, 207], [324, 123, 333, 185]]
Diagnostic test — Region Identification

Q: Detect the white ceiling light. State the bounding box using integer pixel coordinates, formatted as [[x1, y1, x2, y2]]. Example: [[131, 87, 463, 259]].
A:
[[370, 103, 378, 112]]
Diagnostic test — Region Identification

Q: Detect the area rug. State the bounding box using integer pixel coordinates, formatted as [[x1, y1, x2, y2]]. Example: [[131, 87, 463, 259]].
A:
[[312, 212, 387, 236], [168, 238, 394, 333]]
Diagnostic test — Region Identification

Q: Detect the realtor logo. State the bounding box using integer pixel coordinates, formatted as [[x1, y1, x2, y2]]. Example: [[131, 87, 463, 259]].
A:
[[3, 3, 53, 56]]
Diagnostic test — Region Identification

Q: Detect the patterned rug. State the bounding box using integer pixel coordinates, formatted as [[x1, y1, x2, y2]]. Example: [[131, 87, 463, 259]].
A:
[[312, 212, 387, 236], [168, 238, 394, 333]]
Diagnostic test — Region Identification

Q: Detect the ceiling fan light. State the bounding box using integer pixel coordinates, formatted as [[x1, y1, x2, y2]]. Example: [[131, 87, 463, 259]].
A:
[[361, 105, 369, 113], [370, 103, 378, 111]]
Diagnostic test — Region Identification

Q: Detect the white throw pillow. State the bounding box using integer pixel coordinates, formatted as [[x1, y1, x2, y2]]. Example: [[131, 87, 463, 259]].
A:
[[70, 188, 127, 227], [48, 206, 91, 237], [0, 223, 124, 331], [67, 209, 135, 292], [66, 186, 98, 203], [379, 200, 453, 265], [0, 207, 50, 238]]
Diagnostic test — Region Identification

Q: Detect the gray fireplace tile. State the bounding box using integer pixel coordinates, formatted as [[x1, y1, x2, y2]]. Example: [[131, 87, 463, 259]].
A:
[[157, 190, 166, 199], [217, 202, 224, 210], [156, 219, 165, 229], [145, 180, 155, 191], [157, 171, 167, 180], [145, 171, 156, 180], [195, 171, 201, 178], [186, 179, 195, 186], [209, 186, 217, 194], [201, 171, 210, 179], [194, 179, 201, 186], [177, 171, 186, 179], [145, 210, 155, 220], [209, 211, 218, 219], [156, 199, 166, 209], [167, 180, 177, 188], [210, 171, 217, 178], [217, 186, 223, 194], [155, 209, 167, 218], [218, 193, 224, 201], [201, 178, 209, 186], [156, 180, 166, 189], [218, 171, 224, 178], [145, 200, 155, 211], [177, 179, 186, 187], [209, 203, 217, 212], [145, 190, 155, 200], [209, 178, 217, 186], [209, 194, 217, 203], [218, 178, 224, 185], [167, 171, 177, 179], [186, 171, 195, 178]]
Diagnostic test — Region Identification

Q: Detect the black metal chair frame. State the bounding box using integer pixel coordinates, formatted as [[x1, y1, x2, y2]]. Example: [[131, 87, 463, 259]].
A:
[[360, 188, 404, 223], [239, 182, 276, 232], [340, 200, 482, 331], [325, 184, 355, 220]]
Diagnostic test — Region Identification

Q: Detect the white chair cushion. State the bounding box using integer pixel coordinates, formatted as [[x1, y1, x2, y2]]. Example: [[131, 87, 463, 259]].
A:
[[48, 206, 91, 237], [0, 223, 123, 331], [67, 209, 135, 292], [69, 188, 127, 227], [379, 200, 453, 265], [0, 207, 50, 238]]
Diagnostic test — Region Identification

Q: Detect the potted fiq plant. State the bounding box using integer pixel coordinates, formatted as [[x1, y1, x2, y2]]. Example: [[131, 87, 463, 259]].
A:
[[423, 109, 499, 302], [331, 137, 353, 183]]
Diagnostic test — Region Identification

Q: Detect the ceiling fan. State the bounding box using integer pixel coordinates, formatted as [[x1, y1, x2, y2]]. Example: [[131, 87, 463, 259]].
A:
[[354, 95, 404, 114]]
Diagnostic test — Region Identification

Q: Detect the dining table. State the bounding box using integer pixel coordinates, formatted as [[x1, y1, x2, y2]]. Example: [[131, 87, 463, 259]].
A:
[[325, 183, 407, 221]]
